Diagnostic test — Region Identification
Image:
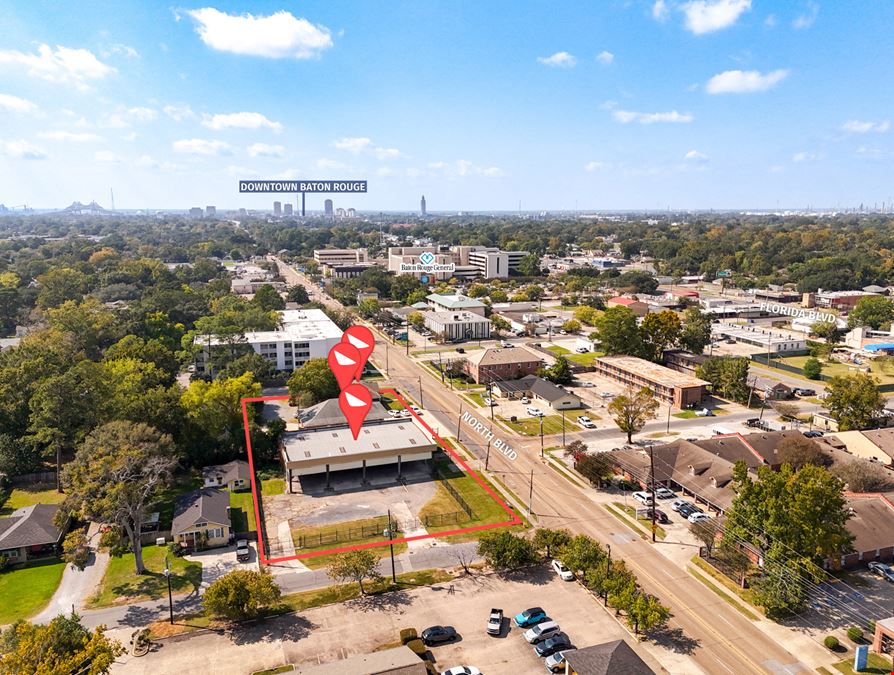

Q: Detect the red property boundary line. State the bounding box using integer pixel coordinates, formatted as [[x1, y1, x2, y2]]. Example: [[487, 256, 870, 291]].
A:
[[240, 387, 522, 565]]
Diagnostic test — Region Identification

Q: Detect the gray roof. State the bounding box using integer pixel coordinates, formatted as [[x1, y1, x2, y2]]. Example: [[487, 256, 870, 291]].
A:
[[299, 398, 390, 429], [426, 293, 486, 310], [171, 488, 230, 534], [202, 460, 251, 485], [563, 640, 655, 675], [494, 374, 579, 403], [0, 504, 63, 550]]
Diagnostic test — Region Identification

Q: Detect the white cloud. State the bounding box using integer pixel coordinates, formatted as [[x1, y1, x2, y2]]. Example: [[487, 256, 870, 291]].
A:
[[202, 112, 282, 132], [135, 154, 183, 171], [101, 43, 139, 59], [793, 2, 819, 29], [104, 106, 158, 128], [842, 119, 889, 134], [172, 138, 233, 156], [375, 167, 395, 177], [684, 149, 709, 161], [316, 158, 348, 170], [94, 150, 121, 163], [537, 51, 577, 68], [596, 51, 614, 65], [374, 147, 402, 159], [37, 130, 100, 142], [764, 14, 777, 27], [163, 104, 195, 122], [599, 100, 619, 110], [612, 109, 694, 124], [428, 159, 503, 178], [333, 137, 372, 152], [247, 142, 285, 158], [705, 69, 788, 94], [856, 146, 883, 158], [0, 93, 37, 113], [0, 44, 114, 90], [0, 139, 46, 159], [185, 8, 334, 59], [479, 166, 504, 177], [681, 0, 751, 34], [652, 0, 670, 21], [792, 151, 820, 162], [427, 161, 448, 170], [584, 161, 609, 172]]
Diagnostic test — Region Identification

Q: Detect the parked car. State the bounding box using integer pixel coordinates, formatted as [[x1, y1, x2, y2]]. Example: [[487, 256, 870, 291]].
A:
[[793, 387, 816, 396], [688, 512, 712, 524], [486, 608, 503, 635], [654, 487, 675, 500], [868, 562, 894, 582], [695, 408, 714, 417], [235, 539, 251, 562], [632, 491, 653, 504], [534, 633, 572, 658], [441, 668, 481, 675], [551, 559, 574, 581], [526, 406, 544, 417], [579, 381, 596, 387], [422, 625, 457, 645], [520, 396, 531, 404], [678, 503, 703, 518], [803, 430, 824, 438], [524, 620, 561, 644], [400, 409, 412, 417], [578, 416, 596, 429], [410, 405, 422, 415], [545, 650, 576, 673], [500, 340, 514, 348], [641, 508, 669, 524], [387, 409, 400, 417], [456, 347, 465, 354], [575, 346, 589, 353], [670, 498, 689, 512], [514, 607, 549, 628]]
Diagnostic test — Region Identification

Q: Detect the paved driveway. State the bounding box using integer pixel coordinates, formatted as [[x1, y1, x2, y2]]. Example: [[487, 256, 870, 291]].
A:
[[186, 542, 259, 593]]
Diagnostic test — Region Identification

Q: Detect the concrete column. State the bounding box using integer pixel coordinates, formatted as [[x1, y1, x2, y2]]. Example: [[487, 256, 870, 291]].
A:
[[397, 455, 402, 481], [288, 467, 293, 494], [362, 460, 368, 485], [325, 464, 331, 491]]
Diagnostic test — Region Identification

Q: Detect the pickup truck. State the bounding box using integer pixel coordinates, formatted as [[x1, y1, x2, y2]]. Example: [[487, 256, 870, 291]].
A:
[[487, 608, 503, 636]]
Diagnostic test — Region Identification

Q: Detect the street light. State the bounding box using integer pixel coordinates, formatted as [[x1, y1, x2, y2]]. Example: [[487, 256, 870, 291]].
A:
[[163, 556, 174, 624]]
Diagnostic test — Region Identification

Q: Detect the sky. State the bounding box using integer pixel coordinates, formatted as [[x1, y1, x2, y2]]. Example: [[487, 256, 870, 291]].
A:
[[0, 0, 892, 212]]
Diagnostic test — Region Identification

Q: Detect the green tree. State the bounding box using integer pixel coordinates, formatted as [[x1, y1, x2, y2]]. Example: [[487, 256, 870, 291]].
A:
[[556, 534, 605, 575], [540, 355, 573, 385], [608, 387, 659, 443], [604, 560, 639, 613], [0, 612, 123, 675], [639, 310, 682, 362], [203, 570, 282, 619], [252, 284, 285, 312], [60, 422, 177, 574], [45, 298, 119, 359], [573, 306, 601, 326], [825, 372, 884, 430], [696, 356, 751, 404], [751, 547, 808, 619], [181, 373, 261, 461], [390, 275, 423, 303], [407, 311, 426, 332], [831, 458, 894, 492], [286, 284, 310, 304], [517, 254, 542, 277], [489, 289, 508, 303], [627, 593, 670, 635], [357, 298, 380, 319], [0, 433, 43, 477], [680, 306, 712, 355], [327, 550, 382, 595], [532, 528, 572, 559], [802, 357, 822, 380], [62, 530, 90, 571], [847, 296, 894, 330], [103, 335, 178, 384], [689, 519, 720, 556], [35, 268, 89, 309], [491, 315, 511, 334], [611, 271, 658, 294], [476, 531, 537, 571], [575, 452, 617, 486], [467, 283, 488, 298], [561, 319, 581, 333], [286, 358, 339, 406], [810, 319, 843, 344], [218, 352, 274, 382], [595, 306, 642, 357]]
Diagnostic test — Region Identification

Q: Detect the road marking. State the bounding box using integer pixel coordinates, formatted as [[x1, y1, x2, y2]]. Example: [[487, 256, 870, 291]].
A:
[[714, 657, 735, 673]]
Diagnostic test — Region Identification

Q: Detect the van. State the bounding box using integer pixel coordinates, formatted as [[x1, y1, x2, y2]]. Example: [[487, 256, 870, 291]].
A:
[[523, 620, 561, 644]]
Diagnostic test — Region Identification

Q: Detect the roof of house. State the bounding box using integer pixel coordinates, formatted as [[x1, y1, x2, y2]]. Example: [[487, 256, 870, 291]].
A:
[[607, 296, 644, 306], [202, 460, 251, 485], [425, 293, 486, 310], [844, 493, 894, 554], [494, 374, 579, 403], [0, 504, 63, 551], [299, 398, 391, 429], [465, 346, 542, 368], [694, 430, 806, 469], [764, 382, 792, 392], [563, 639, 655, 675], [171, 488, 230, 535], [859, 428, 894, 459]]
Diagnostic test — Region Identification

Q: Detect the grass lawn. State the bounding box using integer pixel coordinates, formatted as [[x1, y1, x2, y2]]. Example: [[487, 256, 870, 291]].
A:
[[566, 409, 600, 423], [0, 559, 66, 623], [151, 473, 203, 531], [611, 502, 667, 540], [87, 544, 203, 608], [567, 351, 603, 366], [831, 653, 891, 674], [499, 414, 580, 436], [421, 361, 479, 391], [463, 391, 494, 408], [0, 484, 65, 516], [291, 517, 408, 570], [673, 410, 698, 419], [770, 355, 894, 385], [545, 345, 570, 356], [687, 564, 760, 621]]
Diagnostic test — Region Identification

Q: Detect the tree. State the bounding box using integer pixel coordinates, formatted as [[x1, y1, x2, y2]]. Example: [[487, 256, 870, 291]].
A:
[[831, 458, 894, 492], [595, 306, 642, 357], [776, 435, 825, 469], [491, 315, 511, 334], [286, 358, 340, 406], [810, 319, 843, 344], [104, 335, 178, 384], [561, 319, 581, 333], [751, 547, 808, 619], [540, 355, 573, 385], [517, 254, 542, 277], [60, 422, 177, 574], [286, 284, 310, 304], [181, 373, 261, 462], [825, 373, 885, 430], [802, 357, 823, 380], [203, 569, 282, 619], [680, 306, 712, 355], [611, 271, 658, 294], [639, 310, 682, 363], [556, 534, 605, 575], [0, 432, 43, 477], [252, 284, 285, 312], [575, 453, 617, 486], [390, 275, 423, 303], [604, 560, 639, 613], [627, 593, 670, 635], [407, 311, 425, 332], [689, 519, 720, 556], [489, 289, 508, 303], [532, 528, 572, 559], [327, 550, 382, 595], [608, 387, 659, 443], [696, 356, 751, 404], [0, 613, 123, 675], [62, 530, 90, 571], [476, 531, 537, 571], [218, 352, 274, 382], [467, 283, 488, 298], [564, 439, 588, 460], [847, 296, 894, 330], [357, 298, 380, 319], [573, 306, 601, 326], [35, 268, 89, 309]]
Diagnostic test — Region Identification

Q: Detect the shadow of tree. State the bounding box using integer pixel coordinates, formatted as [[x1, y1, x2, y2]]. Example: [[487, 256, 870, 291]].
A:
[[347, 588, 414, 613], [648, 625, 700, 655], [226, 614, 316, 645]]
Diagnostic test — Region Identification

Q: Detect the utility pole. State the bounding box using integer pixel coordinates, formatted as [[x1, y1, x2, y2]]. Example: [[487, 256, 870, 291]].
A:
[[604, 544, 612, 605], [649, 444, 657, 543], [528, 469, 534, 514], [540, 416, 544, 459], [561, 411, 566, 448], [456, 403, 463, 443], [485, 438, 491, 471], [164, 556, 174, 624], [665, 403, 671, 434], [438, 351, 445, 383], [385, 342, 389, 377], [386, 510, 397, 582], [488, 382, 495, 421], [418, 376, 423, 408]]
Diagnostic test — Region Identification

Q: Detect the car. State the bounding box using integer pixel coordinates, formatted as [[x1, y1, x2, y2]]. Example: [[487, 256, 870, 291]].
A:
[[688, 512, 712, 524], [421, 625, 457, 645], [410, 405, 422, 415], [534, 633, 572, 658], [440, 668, 481, 675], [544, 650, 575, 673], [654, 487, 676, 500], [524, 620, 562, 644], [551, 559, 574, 581], [235, 539, 251, 562], [559, 330, 568, 335], [640, 507, 669, 523], [632, 491, 653, 504], [500, 340, 514, 348], [387, 409, 400, 417], [695, 408, 715, 417], [520, 396, 531, 404], [869, 562, 894, 582], [803, 430, 824, 438], [455, 347, 466, 354], [678, 503, 703, 518], [514, 607, 549, 628], [575, 346, 589, 353], [578, 416, 596, 429], [526, 406, 544, 417], [670, 498, 689, 512], [486, 608, 503, 635], [400, 409, 411, 417]]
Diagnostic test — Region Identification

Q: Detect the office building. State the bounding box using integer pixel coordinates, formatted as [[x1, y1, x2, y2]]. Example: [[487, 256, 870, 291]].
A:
[[195, 309, 342, 375], [426, 293, 487, 316], [711, 324, 807, 354], [422, 310, 491, 341], [464, 347, 543, 384], [813, 290, 880, 311], [388, 246, 455, 281], [314, 248, 369, 266], [324, 199, 334, 216], [188, 207, 203, 218], [420, 194, 426, 216], [284, 203, 293, 216], [273, 201, 282, 217], [205, 205, 216, 217], [592, 355, 709, 408]]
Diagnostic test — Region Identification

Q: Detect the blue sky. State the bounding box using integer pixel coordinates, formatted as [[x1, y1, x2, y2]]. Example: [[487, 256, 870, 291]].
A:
[[0, 0, 892, 211]]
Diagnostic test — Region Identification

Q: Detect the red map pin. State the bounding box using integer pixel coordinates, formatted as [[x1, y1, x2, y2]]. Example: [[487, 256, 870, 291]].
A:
[[339, 383, 373, 440], [328, 342, 362, 390], [342, 326, 375, 379]]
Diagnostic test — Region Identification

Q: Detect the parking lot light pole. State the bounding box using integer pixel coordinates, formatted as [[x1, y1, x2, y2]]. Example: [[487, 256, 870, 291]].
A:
[[163, 556, 174, 624]]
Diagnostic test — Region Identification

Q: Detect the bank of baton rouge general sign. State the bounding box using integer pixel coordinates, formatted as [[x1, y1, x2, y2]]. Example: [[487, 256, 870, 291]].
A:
[[400, 250, 456, 274], [238, 180, 367, 193]]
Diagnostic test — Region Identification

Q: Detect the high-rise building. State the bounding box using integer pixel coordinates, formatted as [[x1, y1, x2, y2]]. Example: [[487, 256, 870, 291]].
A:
[[284, 203, 293, 216], [188, 207, 203, 218], [347, 208, 356, 218], [205, 205, 216, 217], [324, 199, 334, 216], [273, 201, 282, 216], [420, 195, 427, 216]]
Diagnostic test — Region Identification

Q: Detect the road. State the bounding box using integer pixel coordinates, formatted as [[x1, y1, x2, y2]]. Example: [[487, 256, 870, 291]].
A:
[[273, 258, 814, 674]]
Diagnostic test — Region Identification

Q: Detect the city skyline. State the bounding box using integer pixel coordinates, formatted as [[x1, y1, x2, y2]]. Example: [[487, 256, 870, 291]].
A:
[[0, 1, 893, 210]]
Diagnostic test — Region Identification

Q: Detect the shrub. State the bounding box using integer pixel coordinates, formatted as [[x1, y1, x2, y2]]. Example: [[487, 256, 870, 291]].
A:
[[399, 628, 418, 645], [847, 627, 863, 642], [824, 636, 839, 650], [406, 639, 426, 657], [868, 620, 876, 634], [0, 555, 8, 572]]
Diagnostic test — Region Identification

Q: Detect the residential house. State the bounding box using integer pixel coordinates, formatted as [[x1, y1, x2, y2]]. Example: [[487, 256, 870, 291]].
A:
[[172, 488, 232, 550], [0, 504, 66, 563], [463, 346, 543, 384], [563, 639, 655, 675], [492, 374, 582, 410], [202, 460, 252, 492], [840, 493, 894, 568], [762, 382, 793, 401], [830, 429, 894, 468], [606, 296, 649, 317]]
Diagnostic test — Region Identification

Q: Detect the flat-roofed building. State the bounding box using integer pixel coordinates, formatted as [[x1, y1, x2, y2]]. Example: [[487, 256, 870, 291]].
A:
[[422, 310, 491, 341], [426, 293, 487, 316], [815, 290, 880, 311], [593, 355, 709, 408], [711, 323, 807, 354], [313, 248, 368, 267], [464, 346, 543, 384], [663, 349, 708, 377], [324, 262, 381, 279]]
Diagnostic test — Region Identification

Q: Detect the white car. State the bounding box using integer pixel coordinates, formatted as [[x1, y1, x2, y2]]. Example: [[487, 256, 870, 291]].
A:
[[526, 406, 544, 417], [387, 410, 400, 417], [524, 620, 561, 644], [483, 397, 496, 407], [670, 498, 689, 512], [654, 487, 675, 500], [688, 512, 712, 524], [410, 405, 422, 415], [441, 668, 481, 675], [578, 417, 596, 429], [632, 491, 652, 504], [695, 408, 714, 417], [551, 559, 574, 581], [400, 409, 411, 417], [520, 396, 531, 404], [500, 341, 513, 348], [575, 346, 589, 353]]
